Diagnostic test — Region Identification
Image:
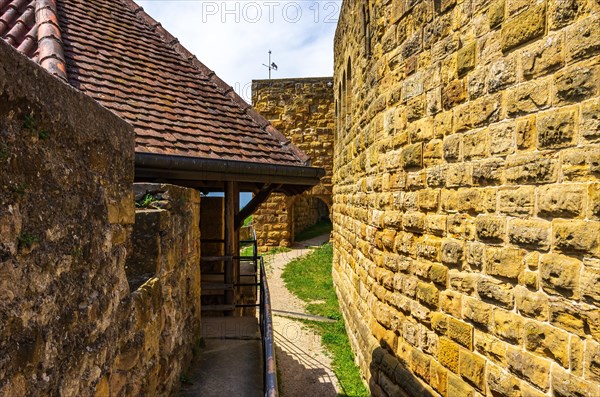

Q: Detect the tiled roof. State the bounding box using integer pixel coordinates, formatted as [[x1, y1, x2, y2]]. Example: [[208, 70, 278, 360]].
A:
[[1, 0, 309, 167]]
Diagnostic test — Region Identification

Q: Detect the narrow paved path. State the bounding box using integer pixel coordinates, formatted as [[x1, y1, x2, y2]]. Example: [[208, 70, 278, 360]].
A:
[[179, 317, 262, 397], [264, 235, 341, 397]]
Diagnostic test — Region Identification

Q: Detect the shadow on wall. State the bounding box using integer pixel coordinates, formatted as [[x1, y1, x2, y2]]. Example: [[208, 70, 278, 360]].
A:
[[370, 346, 435, 397]]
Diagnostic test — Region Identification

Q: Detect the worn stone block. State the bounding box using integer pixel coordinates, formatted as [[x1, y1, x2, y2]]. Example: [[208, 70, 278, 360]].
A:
[[448, 372, 474, 397], [538, 184, 585, 218], [540, 253, 581, 298], [515, 286, 549, 321], [508, 218, 551, 250], [488, 56, 518, 93], [485, 246, 525, 280], [505, 153, 559, 185], [488, 0, 505, 28], [522, 33, 564, 78], [429, 360, 448, 396], [449, 270, 479, 295], [443, 79, 467, 110], [506, 346, 551, 391], [441, 238, 464, 266], [475, 215, 505, 242], [463, 297, 492, 326], [525, 321, 570, 367], [498, 187, 535, 216], [410, 348, 431, 382], [501, 3, 546, 52], [548, 0, 588, 29], [505, 78, 551, 116], [489, 121, 516, 156], [448, 317, 474, 349], [487, 363, 521, 396], [479, 278, 515, 309], [553, 220, 599, 255], [537, 108, 578, 149], [473, 158, 504, 186], [475, 331, 507, 366], [460, 349, 486, 391], [494, 309, 523, 343], [554, 62, 600, 106], [549, 297, 594, 337], [552, 365, 600, 397], [417, 282, 440, 308], [440, 290, 461, 317], [457, 42, 477, 76], [580, 98, 600, 143], [581, 266, 600, 305], [566, 15, 600, 63], [463, 128, 489, 159], [402, 143, 423, 169], [438, 337, 460, 373]]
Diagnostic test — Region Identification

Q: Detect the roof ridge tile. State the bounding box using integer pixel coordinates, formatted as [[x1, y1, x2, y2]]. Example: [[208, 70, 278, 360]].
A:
[[35, 0, 66, 81]]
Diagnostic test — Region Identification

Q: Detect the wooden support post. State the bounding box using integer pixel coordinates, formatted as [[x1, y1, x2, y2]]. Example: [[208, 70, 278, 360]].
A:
[[224, 181, 236, 314], [234, 187, 241, 310]]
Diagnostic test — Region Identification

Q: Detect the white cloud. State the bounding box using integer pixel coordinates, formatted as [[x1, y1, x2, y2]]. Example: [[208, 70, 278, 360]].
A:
[[136, 0, 340, 102]]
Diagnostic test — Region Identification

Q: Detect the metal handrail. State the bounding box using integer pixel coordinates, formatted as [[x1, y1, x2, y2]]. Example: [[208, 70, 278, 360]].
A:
[[259, 256, 279, 397]]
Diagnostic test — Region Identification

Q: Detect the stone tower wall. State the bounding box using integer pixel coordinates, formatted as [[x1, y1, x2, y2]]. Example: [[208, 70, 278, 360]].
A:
[[333, 0, 600, 396], [252, 78, 334, 250]]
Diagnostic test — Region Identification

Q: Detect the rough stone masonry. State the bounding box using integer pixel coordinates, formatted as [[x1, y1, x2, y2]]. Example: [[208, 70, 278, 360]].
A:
[[253, 78, 335, 250], [332, 0, 600, 396]]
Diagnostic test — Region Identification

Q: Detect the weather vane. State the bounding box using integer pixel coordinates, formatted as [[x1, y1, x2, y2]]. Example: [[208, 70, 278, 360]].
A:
[[262, 50, 278, 79]]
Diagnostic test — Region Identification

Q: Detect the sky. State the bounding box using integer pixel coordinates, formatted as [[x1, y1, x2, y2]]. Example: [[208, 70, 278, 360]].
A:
[[137, 0, 341, 103]]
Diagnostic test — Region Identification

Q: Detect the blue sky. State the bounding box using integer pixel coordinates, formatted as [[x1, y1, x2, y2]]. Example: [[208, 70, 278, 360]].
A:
[[137, 1, 341, 103]]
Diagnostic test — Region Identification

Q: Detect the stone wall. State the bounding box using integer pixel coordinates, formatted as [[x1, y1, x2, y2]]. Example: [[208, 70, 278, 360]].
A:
[[333, 1, 600, 396], [252, 78, 334, 250], [0, 41, 201, 397], [122, 183, 201, 396]]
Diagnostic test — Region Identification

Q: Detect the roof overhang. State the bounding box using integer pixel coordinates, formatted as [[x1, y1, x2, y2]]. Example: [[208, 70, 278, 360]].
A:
[[134, 152, 325, 195]]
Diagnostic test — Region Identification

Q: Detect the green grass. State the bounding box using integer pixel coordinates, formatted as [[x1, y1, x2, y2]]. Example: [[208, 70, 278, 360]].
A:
[[240, 245, 291, 257], [295, 219, 333, 242], [243, 215, 253, 227], [282, 243, 369, 397]]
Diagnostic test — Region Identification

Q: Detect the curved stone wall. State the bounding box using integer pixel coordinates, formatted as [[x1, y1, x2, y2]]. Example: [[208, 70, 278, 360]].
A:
[[332, 0, 600, 395]]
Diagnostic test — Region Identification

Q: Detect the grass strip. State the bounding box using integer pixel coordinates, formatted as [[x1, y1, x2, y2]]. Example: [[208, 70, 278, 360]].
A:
[[295, 219, 333, 242]]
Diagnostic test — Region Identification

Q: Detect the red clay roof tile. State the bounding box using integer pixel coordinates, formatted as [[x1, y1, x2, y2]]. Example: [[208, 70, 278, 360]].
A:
[[1, 0, 310, 168]]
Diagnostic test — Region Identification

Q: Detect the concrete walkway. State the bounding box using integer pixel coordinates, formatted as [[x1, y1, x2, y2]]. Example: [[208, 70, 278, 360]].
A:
[[179, 317, 262, 397]]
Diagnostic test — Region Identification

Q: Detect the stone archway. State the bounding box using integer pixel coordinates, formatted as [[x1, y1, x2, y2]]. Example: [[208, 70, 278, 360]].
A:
[[290, 195, 332, 242]]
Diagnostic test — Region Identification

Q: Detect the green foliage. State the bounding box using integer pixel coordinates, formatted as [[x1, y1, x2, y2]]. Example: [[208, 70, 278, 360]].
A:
[[243, 215, 253, 227], [283, 244, 369, 397], [135, 193, 156, 208], [295, 219, 333, 242], [17, 231, 38, 250], [10, 183, 27, 196], [240, 244, 255, 257], [23, 112, 49, 139], [0, 143, 9, 161]]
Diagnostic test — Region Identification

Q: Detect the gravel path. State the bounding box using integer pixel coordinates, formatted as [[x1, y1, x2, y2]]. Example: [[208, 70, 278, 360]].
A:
[[263, 235, 341, 397]]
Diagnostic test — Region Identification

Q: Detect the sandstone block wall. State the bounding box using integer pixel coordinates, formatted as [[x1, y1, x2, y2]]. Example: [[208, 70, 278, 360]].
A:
[[252, 78, 334, 250], [333, 1, 600, 396], [0, 41, 202, 397], [120, 183, 201, 396]]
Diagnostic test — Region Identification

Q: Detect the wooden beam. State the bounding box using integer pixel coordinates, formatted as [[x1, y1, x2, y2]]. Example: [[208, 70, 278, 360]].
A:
[[234, 184, 278, 229], [224, 181, 236, 312]]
